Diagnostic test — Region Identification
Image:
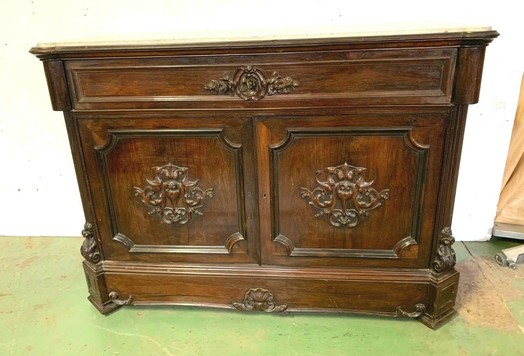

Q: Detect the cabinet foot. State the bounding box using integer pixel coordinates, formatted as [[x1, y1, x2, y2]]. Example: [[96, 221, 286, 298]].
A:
[[87, 295, 124, 315], [418, 270, 460, 329], [82, 260, 125, 315], [419, 308, 457, 329]]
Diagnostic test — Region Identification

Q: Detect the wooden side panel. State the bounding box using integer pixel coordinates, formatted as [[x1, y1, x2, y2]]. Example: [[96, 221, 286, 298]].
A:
[[453, 47, 488, 104], [42, 60, 71, 111]]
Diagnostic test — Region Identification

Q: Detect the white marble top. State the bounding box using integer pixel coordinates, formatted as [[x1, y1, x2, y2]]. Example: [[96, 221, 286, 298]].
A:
[[33, 25, 493, 49]]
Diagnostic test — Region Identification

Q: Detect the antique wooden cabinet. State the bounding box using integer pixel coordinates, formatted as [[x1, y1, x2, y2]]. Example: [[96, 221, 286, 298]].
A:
[[31, 29, 498, 328]]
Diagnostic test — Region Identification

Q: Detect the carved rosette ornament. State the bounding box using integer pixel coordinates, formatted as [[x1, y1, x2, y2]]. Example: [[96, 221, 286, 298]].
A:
[[134, 163, 214, 226], [233, 288, 288, 313], [80, 222, 101, 263], [432, 227, 456, 273], [300, 163, 390, 228], [204, 66, 299, 100]]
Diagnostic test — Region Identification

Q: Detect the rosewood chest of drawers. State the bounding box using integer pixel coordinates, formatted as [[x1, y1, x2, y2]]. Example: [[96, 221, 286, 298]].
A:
[[31, 30, 498, 328]]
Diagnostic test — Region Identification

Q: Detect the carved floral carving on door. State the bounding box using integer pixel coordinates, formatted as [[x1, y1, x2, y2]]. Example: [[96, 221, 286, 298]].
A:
[[300, 163, 390, 228], [134, 163, 214, 225]]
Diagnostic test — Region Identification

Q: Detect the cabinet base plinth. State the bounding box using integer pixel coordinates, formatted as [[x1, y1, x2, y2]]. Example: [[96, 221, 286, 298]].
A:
[[83, 262, 460, 328]]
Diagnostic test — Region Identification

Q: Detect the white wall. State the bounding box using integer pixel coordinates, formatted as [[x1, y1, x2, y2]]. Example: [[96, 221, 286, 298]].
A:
[[0, 0, 522, 239]]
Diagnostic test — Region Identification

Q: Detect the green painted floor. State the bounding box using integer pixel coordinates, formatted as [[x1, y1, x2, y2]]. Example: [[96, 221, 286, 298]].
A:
[[1, 236, 524, 355]]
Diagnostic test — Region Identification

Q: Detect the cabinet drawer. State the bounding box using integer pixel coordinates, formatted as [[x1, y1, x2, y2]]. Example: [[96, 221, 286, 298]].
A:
[[66, 48, 456, 110]]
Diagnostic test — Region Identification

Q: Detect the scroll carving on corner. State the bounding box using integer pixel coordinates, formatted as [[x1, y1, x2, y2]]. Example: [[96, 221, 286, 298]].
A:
[[134, 163, 214, 226], [109, 291, 135, 306], [432, 227, 456, 273], [233, 288, 288, 313], [204, 66, 299, 100], [396, 303, 427, 318], [300, 163, 390, 228], [80, 222, 101, 263]]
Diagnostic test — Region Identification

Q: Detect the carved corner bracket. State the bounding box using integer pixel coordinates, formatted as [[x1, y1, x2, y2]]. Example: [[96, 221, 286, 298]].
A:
[[233, 288, 288, 313], [300, 163, 390, 228], [134, 163, 214, 226], [396, 303, 427, 318], [432, 227, 456, 273], [204, 66, 299, 100], [109, 291, 135, 306], [80, 222, 101, 263]]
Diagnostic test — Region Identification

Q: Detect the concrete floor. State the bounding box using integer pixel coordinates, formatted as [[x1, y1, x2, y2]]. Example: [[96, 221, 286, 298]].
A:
[[1, 236, 523, 355]]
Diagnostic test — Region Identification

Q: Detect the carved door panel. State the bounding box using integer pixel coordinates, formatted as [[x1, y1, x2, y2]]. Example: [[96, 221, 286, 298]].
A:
[[77, 114, 257, 264], [256, 110, 448, 268]]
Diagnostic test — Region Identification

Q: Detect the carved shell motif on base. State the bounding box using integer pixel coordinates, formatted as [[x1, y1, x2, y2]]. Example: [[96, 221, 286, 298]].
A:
[[233, 288, 288, 313]]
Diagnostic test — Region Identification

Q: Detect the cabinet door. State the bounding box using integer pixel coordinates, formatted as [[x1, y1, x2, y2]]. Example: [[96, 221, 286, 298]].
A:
[[77, 114, 257, 264], [256, 110, 447, 268]]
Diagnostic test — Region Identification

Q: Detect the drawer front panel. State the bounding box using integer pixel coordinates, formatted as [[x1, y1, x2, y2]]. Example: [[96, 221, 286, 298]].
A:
[[66, 48, 456, 109], [257, 109, 448, 268], [78, 115, 257, 264]]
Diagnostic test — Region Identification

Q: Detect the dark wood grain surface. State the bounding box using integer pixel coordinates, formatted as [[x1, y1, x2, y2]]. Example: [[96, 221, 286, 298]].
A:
[[32, 30, 498, 328]]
